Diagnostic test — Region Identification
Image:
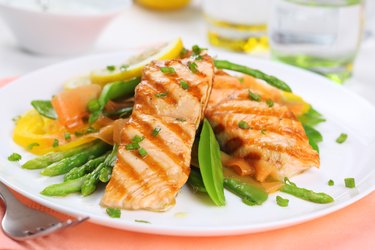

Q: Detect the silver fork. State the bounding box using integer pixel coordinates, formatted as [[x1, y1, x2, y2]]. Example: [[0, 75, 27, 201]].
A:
[[0, 181, 89, 241]]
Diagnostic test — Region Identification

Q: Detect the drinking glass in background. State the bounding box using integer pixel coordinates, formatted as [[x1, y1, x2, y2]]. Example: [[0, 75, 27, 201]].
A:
[[269, 0, 364, 83], [202, 0, 271, 54], [364, 0, 375, 40]]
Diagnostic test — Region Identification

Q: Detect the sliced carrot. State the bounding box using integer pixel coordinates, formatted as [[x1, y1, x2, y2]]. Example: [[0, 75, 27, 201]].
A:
[[52, 84, 101, 130]]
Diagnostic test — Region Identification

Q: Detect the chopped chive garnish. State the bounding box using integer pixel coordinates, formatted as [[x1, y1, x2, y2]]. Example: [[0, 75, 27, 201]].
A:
[[276, 195, 289, 207], [266, 99, 274, 107], [8, 153, 21, 162], [87, 99, 100, 113], [188, 61, 198, 73], [106, 208, 121, 218], [328, 179, 334, 186], [180, 47, 188, 57], [27, 142, 40, 150], [74, 131, 84, 137], [238, 77, 244, 83], [180, 80, 189, 90], [125, 143, 140, 150], [106, 65, 116, 71], [120, 64, 129, 71], [131, 135, 144, 143], [155, 92, 168, 98], [86, 127, 98, 134], [135, 219, 151, 224], [261, 129, 267, 135], [192, 45, 206, 55], [138, 148, 148, 158], [52, 139, 59, 148], [160, 66, 176, 74], [336, 133, 348, 144], [248, 90, 261, 101], [152, 127, 161, 137], [176, 118, 186, 122], [64, 132, 71, 141], [238, 120, 249, 129], [344, 178, 355, 188], [193, 55, 203, 61]]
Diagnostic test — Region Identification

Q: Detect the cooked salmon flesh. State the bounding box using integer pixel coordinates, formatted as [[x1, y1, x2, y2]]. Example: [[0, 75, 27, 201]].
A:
[[101, 55, 214, 211]]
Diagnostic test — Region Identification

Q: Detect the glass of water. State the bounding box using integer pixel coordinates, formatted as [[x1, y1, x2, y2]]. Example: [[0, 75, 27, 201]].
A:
[[202, 0, 271, 54], [269, 0, 364, 83]]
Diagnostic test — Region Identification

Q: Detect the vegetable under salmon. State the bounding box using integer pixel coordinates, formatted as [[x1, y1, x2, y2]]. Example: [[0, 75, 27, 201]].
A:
[[101, 53, 214, 211]]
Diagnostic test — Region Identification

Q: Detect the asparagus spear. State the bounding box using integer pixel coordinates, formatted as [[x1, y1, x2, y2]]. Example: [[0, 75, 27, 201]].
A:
[[64, 153, 109, 181], [214, 59, 292, 92], [81, 145, 118, 196], [22, 140, 99, 169], [40, 141, 111, 176], [41, 176, 86, 196]]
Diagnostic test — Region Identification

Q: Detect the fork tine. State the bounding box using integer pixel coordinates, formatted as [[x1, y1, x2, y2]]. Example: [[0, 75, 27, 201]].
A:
[[7, 217, 89, 241], [1, 181, 89, 241]]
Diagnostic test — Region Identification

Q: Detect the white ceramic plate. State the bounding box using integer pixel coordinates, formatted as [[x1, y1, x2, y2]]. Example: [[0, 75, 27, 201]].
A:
[[1, 51, 375, 236]]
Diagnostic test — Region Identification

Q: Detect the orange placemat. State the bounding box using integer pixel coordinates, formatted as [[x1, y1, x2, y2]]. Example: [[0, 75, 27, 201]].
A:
[[1, 78, 375, 250]]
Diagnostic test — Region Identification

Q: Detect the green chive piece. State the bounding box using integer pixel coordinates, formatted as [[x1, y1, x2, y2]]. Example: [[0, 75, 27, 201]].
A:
[[155, 92, 168, 98], [160, 67, 176, 74], [52, 139, 59, 148], [27, 142, 40, 150], [87, 99, 100, 113], [276, 195, 289, 207], [188, 61, 198, 73], [120, 64, 129, 71], [106, 65, 116, 71], [180, 47, 188, 57], [238, 120, 249, 129], [248, 90, 261, 101], [8, 153, 22, 162], [176, 118, 186, 122], [261, 129, 267, 135], [336, 133, 348, 144], [192, 45, 207, 55], [266, 99, 274, 108], [138, 148, 148, 158], [74, 131, 84, 137], [135, 219, 151, 224], [131, 135, 144, 143], [106, 208, 121, 218], [125, 143, 140, 150], [180, 80, 189, 90], [64, 132, 71, 141], [152, 127, 161, 137], [328, 179, 334, 186], [344, 178, 355, 188], [238, 77, 244, 83]]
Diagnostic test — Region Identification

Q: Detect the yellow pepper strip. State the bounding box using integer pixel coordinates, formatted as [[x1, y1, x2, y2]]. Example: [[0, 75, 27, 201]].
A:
[[13, 110, 95, 155]]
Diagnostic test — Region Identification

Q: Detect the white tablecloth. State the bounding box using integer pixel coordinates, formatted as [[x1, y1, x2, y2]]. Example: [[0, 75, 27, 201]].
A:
[[0, 2, 374, 103]]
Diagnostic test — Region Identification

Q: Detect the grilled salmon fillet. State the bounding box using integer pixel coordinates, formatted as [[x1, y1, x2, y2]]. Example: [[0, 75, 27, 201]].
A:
[[206, 72, 319, 182], [101, 55, 214, 211]]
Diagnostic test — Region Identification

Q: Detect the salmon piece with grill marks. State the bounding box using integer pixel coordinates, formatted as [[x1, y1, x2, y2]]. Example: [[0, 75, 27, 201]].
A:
[[101, 54, 214, 211], [206, 72, 319, 182]]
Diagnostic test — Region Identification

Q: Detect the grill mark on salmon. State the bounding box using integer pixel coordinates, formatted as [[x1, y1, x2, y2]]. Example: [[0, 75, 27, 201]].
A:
[[131, 115, 186, 168]]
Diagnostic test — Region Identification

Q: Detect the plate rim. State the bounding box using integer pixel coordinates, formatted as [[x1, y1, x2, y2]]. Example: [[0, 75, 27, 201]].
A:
[[1, 50, 375, 236]]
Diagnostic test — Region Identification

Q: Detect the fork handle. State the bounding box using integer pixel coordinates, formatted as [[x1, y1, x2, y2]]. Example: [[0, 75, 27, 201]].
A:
[[0, 182, 24, 209]]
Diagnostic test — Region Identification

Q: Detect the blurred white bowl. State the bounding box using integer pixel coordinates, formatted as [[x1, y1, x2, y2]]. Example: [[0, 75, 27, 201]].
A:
[[0, 0, 131, 56]]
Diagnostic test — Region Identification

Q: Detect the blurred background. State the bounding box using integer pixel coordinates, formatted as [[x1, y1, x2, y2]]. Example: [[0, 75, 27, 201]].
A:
[[0, 0, 374, 96]]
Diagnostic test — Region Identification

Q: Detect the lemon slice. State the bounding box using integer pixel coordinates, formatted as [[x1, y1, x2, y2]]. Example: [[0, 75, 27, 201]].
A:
[[135, 0, 190, 10], [90, 38, 184, 86], [63, 74, 91, 89]]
